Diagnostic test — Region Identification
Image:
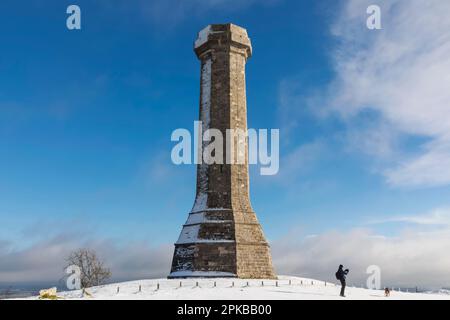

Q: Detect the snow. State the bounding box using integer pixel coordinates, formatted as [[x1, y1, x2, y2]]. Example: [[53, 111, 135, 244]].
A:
[[20, 276, 450, 300], [194, 25, 212, 49], [176, 225, 200, 244], [200, 58, 211, 154], [175, 224, 234, 244], [194, 25, 225, 49], [191, 192, 207, 213], [185, 212, 232, 224], [185, 212, 205, 224], [191, 57, 212, 214], [169, 271, 236, 278], [173, 246, 195, 258]]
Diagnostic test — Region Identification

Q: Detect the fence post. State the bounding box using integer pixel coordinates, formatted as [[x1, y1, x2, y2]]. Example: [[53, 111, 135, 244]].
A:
[[138, 285, 141, 292], [276, 281, 278, 287], [156, 283, 160, 291], [301, 280, 303, 285], [117, 286, 120, 294], [246, 281, 249, 287], [214, 281, 216, 288], [289, 280, 291, 286], [232, 281, 234, 287], [180, 281, 182, 288], [311, 281, 314, 285], [261, 281, 264, 287]]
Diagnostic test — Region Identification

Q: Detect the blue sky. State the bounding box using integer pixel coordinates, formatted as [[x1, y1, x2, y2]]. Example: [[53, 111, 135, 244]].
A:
[[1, 0, 450, 288]]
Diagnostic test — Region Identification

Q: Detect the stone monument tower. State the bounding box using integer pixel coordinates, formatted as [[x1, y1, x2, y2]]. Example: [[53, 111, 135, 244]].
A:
[[169, 24, 276, 279]]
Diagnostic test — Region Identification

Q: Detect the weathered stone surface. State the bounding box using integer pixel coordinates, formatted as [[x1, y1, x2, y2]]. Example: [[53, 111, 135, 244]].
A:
[[169, 23, 276, 279]]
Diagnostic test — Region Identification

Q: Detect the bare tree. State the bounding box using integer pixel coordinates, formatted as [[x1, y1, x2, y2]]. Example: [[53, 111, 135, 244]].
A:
[[65, 249, 111, 288]]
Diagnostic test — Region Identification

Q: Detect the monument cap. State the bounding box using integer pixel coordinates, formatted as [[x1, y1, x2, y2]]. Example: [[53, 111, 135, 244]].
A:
[[194, 23, 252, 59]]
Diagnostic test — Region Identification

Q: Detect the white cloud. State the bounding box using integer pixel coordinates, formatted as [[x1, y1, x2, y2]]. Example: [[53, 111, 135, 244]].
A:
[[343, 121, 400, 161], [0, 233, 172, 285], [323, 0, 450, 188], [385, 138, 450, 187], [272, 227, 450, 289], [3, 223, 450, 289], [369, 207, 450, 226]]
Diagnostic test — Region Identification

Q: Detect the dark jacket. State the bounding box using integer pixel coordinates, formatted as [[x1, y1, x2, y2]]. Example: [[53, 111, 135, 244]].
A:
[[336, 266, 349, 281]]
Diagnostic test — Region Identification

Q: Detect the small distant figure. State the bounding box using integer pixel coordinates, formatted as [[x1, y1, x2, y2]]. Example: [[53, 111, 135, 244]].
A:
[[335, 264, 349, 297], [384, 287, 391, 297]]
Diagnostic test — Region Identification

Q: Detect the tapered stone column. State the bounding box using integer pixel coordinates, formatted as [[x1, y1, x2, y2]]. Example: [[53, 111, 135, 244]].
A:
[[168, 24, 276, 279]]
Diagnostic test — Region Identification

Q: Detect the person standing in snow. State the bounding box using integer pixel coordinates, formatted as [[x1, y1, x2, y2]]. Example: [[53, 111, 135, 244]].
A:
[[335, 264, 349, 297]]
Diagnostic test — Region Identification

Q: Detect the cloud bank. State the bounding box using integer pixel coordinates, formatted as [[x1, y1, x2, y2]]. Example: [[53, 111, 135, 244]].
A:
[[2, 224, 450, 290], [273, 227, 450, 289], [0, 233, 172, 286]]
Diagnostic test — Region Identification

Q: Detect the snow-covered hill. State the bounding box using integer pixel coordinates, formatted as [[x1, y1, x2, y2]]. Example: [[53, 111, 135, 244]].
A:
[[27, 276, 450, 300]]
